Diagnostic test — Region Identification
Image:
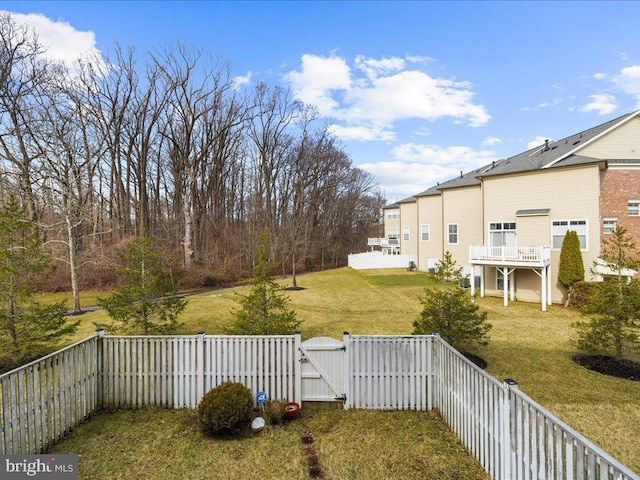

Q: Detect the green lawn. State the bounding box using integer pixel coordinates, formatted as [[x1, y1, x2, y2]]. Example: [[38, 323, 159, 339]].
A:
[[53, 267, 640, 474], [51, 408, 489, 480]]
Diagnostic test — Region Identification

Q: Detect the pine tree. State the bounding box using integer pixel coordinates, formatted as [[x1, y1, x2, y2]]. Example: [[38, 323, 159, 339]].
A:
[[227, 231, 302, 335], [412, 285, 491, 351], [558, 230, 585, 306], [573, 226, 640, 359], [0, 196, 78, 371], [98, 236, 186, 335], [433, 251, 464, 284]]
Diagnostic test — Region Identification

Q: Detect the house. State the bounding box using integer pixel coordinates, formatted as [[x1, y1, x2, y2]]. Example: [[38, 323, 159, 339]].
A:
[[375, 110, 640, 310]]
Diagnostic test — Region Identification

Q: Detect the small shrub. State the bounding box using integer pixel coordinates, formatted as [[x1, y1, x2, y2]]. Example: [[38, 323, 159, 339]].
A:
[[262, 399, 287, 425], [572, 281, 598, 309], [198, 382, 253, 436]]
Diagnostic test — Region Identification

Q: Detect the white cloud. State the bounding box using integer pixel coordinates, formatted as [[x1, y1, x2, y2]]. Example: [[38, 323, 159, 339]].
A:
[[285, 53, 491, 142], [579, 94, 618, 115], [527, 136, 550, 150], [482, 136, 502, 146], [233, 71, 252, 89], [593, 73, 608, 81], [327, 123, 395, 142], [4, 11, 102, 66], [284, 54, 352, 115], [357, 142, 499, 199], [612, 65, 640, 96]]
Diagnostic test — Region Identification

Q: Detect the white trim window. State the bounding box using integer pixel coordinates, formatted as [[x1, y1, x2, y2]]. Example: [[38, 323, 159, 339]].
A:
[[603, 218, 617, 234], [447, 223, 458, 245], [496, 270, 505, 291], [489, 221, 516, 247], [552, 220, 587, 249], [628, 201, 640, 217], [421, 224, 430, 242], [387, 228, 400, 240], [402, 226, 410, 241], [387, 210, 400, 220]]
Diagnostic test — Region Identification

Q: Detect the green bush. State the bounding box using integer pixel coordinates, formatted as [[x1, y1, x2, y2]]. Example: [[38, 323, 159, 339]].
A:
[[572, 281, 598, 309], [198, 382, 254, 436], [262, 399, 287, 425]]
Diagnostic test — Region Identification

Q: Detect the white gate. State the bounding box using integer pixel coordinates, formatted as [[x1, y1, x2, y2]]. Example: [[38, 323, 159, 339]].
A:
[[299, 337, 346, 402]]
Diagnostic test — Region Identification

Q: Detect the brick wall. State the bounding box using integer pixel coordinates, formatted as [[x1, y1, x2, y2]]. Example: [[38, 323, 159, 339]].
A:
[[600, 168, 640, 276]]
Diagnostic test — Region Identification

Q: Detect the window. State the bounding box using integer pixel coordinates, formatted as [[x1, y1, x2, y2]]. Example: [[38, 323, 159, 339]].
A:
[[552, 220, 587, 249], [603, 218, 617, 234], [421, 224, 430, 242], [496, 270, 505, 291], [448, 224, 458, 245], [629, 201, 640, 217], [387, 228, 399, 239], [489, 222, 516, 247], [387, 210, 400, 220], [402, 226, 410, 241]]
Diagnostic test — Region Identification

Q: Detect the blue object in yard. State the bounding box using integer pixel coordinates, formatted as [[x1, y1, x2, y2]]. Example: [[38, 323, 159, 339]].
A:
[[256, 391, 267, 405]]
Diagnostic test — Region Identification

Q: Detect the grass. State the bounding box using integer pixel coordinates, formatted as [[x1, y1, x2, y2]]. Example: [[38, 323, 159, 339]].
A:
[[48, 267, 640, 474], [50, 408, 489, 480]]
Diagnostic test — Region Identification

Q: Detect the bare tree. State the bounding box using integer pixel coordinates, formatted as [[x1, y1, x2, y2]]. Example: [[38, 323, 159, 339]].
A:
[[0, 14, 49, 225]]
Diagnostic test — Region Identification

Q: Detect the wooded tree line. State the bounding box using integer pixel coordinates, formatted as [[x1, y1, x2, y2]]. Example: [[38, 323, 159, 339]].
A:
[[0, 14, 384, 309]]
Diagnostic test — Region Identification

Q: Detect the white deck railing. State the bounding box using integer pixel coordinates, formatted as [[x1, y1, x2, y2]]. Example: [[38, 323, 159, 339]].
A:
[[469, 245, 551, 264], [367, 237, 399, 248]]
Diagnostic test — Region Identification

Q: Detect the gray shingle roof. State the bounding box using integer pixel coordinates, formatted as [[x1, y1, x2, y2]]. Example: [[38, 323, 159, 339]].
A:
[[394, 110, 639, 204], [477, 111, 635, 178]]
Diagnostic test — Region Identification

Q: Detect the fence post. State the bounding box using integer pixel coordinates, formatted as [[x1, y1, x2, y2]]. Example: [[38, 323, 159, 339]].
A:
[[502, 378, 518, 480], [294, 331, 302, 404], [197, 332, 205, 405], [95, 328, 105, 409], [431, 333, 440, 411], [343, 332, 350, 410]]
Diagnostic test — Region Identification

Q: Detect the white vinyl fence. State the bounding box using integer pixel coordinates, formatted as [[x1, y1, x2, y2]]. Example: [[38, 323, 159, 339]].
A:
[[348, 251, 416, 270], [1, 332, 638, 480]]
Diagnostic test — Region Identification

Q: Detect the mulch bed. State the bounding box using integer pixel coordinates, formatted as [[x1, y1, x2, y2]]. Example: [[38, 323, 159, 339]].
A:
[[573, 354, 640, 381], [462, 352, 488, 369]]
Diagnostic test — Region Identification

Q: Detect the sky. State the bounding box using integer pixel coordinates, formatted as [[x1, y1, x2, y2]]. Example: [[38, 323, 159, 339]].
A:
[[2, 1, 640, 202]]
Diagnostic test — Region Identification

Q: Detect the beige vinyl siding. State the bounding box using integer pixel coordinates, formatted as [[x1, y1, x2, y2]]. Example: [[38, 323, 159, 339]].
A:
[[417, 195, 443, 270], [483, 164, 601, 303], [384, 209, 400, 240], [399, 201, 418, 256], [442, 186, 482, 266], [515, 215, 550, 247], [579, 115, 640, 159]]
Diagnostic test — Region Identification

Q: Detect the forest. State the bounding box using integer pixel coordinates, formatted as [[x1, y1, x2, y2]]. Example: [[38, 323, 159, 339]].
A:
[[0, 14, 385, 311]]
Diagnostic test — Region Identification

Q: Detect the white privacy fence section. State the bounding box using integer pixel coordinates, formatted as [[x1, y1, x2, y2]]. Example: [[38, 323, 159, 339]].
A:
[[2, 332, 639, 480], [0, 334, 101, 455], [103, 333, 299, 409], [348, 251, 416, 269], [346, 335, 433, 410], [203, 335, 299, 408]]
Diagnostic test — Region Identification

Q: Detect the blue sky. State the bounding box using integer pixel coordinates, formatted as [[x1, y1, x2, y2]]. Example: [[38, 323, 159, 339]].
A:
[[3, 1, 640, 201]]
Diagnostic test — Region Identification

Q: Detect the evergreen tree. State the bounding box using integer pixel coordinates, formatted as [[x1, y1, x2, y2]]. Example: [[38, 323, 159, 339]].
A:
[[433, 251, 464, 283], [227, 231, 302, 335], [0, 197, 78, 371], [98, 236, 186, 334], [558, 230, 585, 306], [573, 226, 640, 359], [413, 286, 491, 351]]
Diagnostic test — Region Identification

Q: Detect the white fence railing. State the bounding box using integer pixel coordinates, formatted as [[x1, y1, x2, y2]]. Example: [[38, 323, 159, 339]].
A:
[[1, 333, 638, 480], [469, 245, 551, 264], [348, 251, 416, 270], [1, 334, 101, 455]]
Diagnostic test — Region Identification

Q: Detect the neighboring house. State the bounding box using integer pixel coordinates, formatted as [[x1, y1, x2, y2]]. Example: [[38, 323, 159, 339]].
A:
[[377, 110, 640, 310]]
